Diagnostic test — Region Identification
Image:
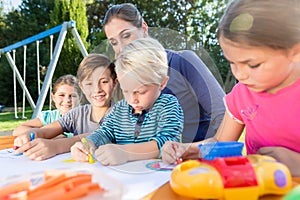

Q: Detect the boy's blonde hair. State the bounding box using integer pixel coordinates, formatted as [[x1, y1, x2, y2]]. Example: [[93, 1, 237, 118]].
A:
[[115, 37, 168, 86]]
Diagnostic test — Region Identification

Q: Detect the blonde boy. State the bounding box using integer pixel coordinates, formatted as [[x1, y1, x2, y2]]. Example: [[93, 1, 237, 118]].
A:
[[71, 38, 184, 166]]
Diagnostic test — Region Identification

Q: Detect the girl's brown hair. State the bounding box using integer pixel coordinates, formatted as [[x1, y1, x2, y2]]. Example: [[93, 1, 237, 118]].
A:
[[217, 0, 300, 49], [52, 74, 80, 95]]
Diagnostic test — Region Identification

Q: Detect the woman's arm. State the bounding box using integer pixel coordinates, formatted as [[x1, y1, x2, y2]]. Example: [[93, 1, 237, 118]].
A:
[[12, 118, 43, 136], [176, 50, 226, 138]]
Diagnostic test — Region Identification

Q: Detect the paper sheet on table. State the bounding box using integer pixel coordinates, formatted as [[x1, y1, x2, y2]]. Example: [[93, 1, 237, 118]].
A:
[[0, 148, 171, 200]]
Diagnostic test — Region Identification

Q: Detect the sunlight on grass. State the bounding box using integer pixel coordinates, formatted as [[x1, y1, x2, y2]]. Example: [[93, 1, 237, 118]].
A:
[[0, 110, 33, 132]]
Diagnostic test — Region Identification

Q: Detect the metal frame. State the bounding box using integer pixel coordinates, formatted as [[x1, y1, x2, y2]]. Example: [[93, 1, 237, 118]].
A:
[[0, 21, 88, 119]]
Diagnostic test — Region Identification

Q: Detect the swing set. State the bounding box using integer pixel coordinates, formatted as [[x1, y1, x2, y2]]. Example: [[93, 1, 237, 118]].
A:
[[0, 21, 88, 119]]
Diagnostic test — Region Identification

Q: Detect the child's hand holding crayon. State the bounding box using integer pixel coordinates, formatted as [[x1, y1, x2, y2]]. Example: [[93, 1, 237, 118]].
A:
[[71, 138, 96, 163], [14, 132, 36, 153], [162, 141, 200, 165]]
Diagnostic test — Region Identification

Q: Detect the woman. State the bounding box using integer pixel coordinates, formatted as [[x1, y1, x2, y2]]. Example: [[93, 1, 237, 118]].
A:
[[102, 3, 226, 142]]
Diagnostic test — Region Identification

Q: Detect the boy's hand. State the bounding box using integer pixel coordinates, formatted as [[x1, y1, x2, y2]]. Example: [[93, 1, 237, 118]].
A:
[[20, 138, 58, 160], [14, 134, 59, 161], [71, 141, 94, 162], [95, 144, 129, 166], [14, 132, 32, 148]]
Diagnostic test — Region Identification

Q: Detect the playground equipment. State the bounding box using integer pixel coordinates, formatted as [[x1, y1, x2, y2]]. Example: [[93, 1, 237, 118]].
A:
[[0, 21, 88, 119]]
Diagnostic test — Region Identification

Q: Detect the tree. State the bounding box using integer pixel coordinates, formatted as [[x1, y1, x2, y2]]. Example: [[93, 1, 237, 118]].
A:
[[0, 0, 233, 108], [50, 0, 89, 78], [86, 0, 233, 92], [0, 0, 57, 106], [0, 0, 89, 107], [188, 0, 234, 92]]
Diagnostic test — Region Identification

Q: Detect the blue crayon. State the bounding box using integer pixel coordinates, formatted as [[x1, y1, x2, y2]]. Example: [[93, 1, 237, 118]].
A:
[[30, 132, 35, 141]]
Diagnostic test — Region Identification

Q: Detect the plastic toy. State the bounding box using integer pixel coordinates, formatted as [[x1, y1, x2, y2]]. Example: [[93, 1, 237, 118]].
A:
[[199, 141, 244, 160], [170, 155, 292, 200]]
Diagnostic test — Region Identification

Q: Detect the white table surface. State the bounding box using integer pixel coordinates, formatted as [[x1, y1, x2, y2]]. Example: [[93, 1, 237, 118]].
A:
[[0, 148, 172, 200]]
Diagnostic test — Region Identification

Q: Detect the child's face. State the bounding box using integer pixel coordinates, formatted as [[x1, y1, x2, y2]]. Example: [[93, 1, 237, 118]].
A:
[[123, 84, 161, 114], [219, 36, 299, 94], [80, 67, 116, 108], [119, 76, 167, 114], [52, 85, 80, 115]]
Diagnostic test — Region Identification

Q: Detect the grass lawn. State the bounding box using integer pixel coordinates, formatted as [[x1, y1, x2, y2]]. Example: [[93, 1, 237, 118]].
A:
[[0, 109, 33, 132]]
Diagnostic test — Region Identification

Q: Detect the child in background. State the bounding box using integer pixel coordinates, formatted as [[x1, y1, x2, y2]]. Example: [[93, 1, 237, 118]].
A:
[[162, 0, 300, 176], [12, 74, 81, 136], [14, 54, 118, 160], [71, 38, 184, 166]]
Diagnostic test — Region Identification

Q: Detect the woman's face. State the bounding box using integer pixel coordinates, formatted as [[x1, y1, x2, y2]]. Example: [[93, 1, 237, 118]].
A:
[[104, 18, 147, 56]]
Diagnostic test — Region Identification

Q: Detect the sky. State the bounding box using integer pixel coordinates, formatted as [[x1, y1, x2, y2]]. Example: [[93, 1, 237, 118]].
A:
[[2, 0, 22, 13]]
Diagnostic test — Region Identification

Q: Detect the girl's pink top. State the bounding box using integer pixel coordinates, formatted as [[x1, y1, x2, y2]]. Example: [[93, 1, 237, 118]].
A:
[[225, 79, 300, 154]]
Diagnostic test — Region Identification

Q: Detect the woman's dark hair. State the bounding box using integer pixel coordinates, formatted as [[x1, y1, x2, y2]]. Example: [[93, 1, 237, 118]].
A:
[[103, 3, 143, 34]]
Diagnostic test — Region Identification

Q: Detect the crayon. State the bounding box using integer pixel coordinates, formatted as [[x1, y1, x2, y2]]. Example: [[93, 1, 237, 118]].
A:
[[81, 138, 96, 164], [172, 143, 183, 164]]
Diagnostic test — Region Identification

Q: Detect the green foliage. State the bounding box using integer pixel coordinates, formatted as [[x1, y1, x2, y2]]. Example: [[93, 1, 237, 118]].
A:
[[0, 0, 234, 110], [86, 0, 233, 92], [0, 0, 56, 106], [0, 0, 89, 107], [188, 0, 234, 92], [50, 0, 89, 78]]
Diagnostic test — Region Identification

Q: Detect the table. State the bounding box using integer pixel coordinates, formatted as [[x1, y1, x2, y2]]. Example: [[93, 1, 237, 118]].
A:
[[143, 175, 300, 200], [2, 135, 299, 200], [0, 135, 16, 150], [0, 145, 171, 200]]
